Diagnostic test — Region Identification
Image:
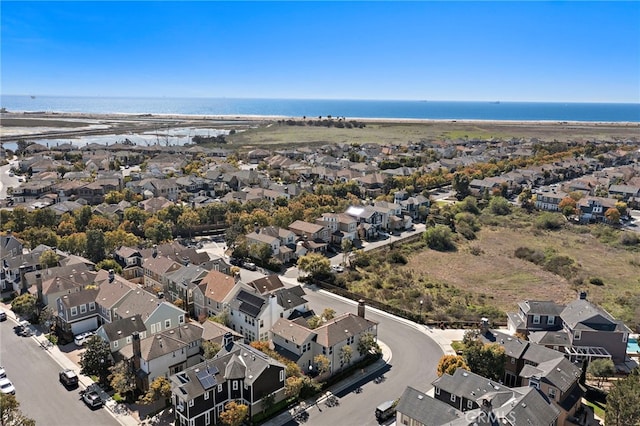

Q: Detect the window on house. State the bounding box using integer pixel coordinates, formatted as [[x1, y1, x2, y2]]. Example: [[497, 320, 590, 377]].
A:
[[232, 381, 238, 390], [467, 400, 473, 409], [89, 302, 95, 311], [165, 319, 171, 329], [623, 333, 628, 343], [435, 387, 440, 395], [189, 419, 195, 426], [70, 307, 77, 316], [533, 315, 540, 324], [549, 388, 556, 400], [511, 357, 516, 364], [126, 336, 132, 344], [547, 315, 555, 325], [205, 412, 210, 425], [80, 305, 87, 314], [179, 315, 185, 324], [279, 370, 285, 382], [574, 330, 581, 340], [450, 394, 456, 402], [151, 323, 156, 334], [189, 399, 194, 407], [114, 341, 119, 348], [218, 384, 222, 393], [204, 391, 209, 400]]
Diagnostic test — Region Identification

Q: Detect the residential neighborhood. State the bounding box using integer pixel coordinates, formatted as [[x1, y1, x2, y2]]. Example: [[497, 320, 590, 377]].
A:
[[1, 131, 639, 426]]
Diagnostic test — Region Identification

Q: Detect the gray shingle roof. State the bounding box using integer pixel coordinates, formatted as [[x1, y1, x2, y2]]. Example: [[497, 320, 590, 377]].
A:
[[396, 386, 462, 424], [100, 315, 147, 341]]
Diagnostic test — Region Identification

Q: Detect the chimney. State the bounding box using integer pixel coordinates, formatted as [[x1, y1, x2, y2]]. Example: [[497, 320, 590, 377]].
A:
[[19, 265, 28, 294], [579, 291, 587, 300], [254, 222, 259, 234], [152, 245, 158, 258], [223, 332, 234, 349], [480, 398, 492, 414], [108, 269, 115, 283], [132, 331, 141, 371], [36, 272, 43, 302], [357, 299, 366, 319]]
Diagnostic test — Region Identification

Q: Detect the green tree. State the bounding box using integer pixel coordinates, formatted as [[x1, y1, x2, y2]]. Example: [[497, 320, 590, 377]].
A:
[[10, 294, 37, 320], [79, 336, 112, 384], [606, 367, 640, 426], [285, 376, 304, 399], [86, 229, 106, 263], [219, 401, 249, 426], [452, 172, 470, 198], [75, 205, 93, 232], [339, 345, 353, 369], [423, 225, 455, 251], [39, 249, 60, 268], [19, 227, 59, 249], [177, 210, 200, 238], [587, 358, 615, 388], [437, 355, 469, 377], [0, 393, 36, 426], [202, 341, 222, 359], [59, 232, 87, 255], [341, 238, 353, 265], [138, 376, 172, 405], [95, 259, 123, 274], [321, 308, 336, 321], [313, 354, 330, 375], [38, 305, 55, 330], [297, 252, 331, 278], [357, 332, 380, 356], [249, 242, 273, 264], [463, 340, 505, 382], [104, 229, 139, 253], [306, 315, 322, 329], [109, 360, 137, 401]]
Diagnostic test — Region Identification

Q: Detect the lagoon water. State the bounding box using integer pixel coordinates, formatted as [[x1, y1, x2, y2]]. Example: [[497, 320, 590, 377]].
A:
[[2, 95, 639, 123]]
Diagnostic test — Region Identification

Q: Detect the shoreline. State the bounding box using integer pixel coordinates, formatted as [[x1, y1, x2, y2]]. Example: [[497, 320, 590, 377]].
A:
[[2, 110, 639, 127]]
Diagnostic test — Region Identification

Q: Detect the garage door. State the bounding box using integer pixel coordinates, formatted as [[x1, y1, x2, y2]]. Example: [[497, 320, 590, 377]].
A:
[[71, 317, 98, 335]]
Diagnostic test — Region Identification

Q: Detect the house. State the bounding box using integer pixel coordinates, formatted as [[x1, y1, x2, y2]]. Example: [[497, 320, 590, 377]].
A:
[[113, 246, 143, 281], [165, 264, 209, 315], [0, 234, 23, 259], [170, 336, 286, 426], [288, 220, 330, 243], [95, 314, 147, 352], [55, 288, 100, 336], [200, 320, 243, 348], [270, 302, 378, 376], [227, 285, 309, 343], [113, 292, 187, 336], [534, 187, 569, 212], [576, 196, 617, 223], [245, 226, 297, 264], [120, 323, 204, 392], [398, 376, 560, 425], [507, 292, 632, 366], [507, 300, 564, 335], [142, 255, 182, 291], [192, 270, 238, 321]]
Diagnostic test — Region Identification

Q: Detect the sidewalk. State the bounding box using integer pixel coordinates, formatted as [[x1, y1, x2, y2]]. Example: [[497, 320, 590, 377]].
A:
[[0, 301, 140, 426]]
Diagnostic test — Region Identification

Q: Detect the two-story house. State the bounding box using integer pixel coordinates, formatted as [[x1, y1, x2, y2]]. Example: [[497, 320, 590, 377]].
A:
[[271, 304, 378, 376], [56, 288, 100, 336], [143, 255, 182, 292], [170, 336, 286, 426], [507, 300, 564, 335], [166, 264, 209, 315], [95, 314, 147, 352], [120, 323, 204, 391], [192, 270, 238, 321], [227, 285, 309, 343], [288, 220, 330, 244]]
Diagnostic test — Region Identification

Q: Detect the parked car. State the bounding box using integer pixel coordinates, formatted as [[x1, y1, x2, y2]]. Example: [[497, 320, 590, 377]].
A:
[[59, 369, 79, 388], [0, 366, 6, 379], [81, 389, 103, 409], [0, 310, 7, 321], [242, 261, 257, 271], [74, 331, 95, 347], [331, 265, 345, 273], [0, 378, 15, 395], [15, 320, 31, 336]]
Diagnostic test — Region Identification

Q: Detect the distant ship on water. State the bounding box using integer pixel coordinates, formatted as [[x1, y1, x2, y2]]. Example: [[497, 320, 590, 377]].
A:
[[30, 95, 36, 99]]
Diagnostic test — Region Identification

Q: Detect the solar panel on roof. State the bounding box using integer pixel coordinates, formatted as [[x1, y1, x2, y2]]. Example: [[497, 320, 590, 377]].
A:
[[207, 365, 219, 375], [196, 369, 216, 390], [239, 301, 262, 317], [237, 290, 264, 307]]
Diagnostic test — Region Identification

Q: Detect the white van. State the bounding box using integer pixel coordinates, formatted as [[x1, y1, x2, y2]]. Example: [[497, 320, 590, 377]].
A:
[[74, 331, 95, 347]]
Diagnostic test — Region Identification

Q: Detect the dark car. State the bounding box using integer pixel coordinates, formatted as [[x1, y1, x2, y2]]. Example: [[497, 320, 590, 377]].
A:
[[59, 369, 79, 388], [82, 390, 103, 409], [0, 311, 7, 321]]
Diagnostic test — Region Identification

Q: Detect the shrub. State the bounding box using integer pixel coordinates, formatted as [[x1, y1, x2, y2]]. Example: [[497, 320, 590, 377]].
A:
[[514, 247, 545, 265], [620, 232, 639, 246], [589, 277, 604, 286], [534, 212, 565, 230], [544, 255, 576, 279], [388, 251, 408, 264], [423, 225, 455, 251], [488, 197, 512, 216]]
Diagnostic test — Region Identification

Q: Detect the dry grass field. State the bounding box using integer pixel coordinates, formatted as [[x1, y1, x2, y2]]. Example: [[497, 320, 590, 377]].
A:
[[401, 222, 640, 328], [228, 120, 640, 149]]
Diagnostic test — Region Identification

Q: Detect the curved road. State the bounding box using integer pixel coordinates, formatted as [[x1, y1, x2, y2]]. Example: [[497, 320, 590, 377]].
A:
[[281, 282, 443, 426]]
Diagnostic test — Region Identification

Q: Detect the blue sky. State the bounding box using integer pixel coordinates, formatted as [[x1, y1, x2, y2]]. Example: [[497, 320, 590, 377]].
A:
[[1, 1, 639, 103]]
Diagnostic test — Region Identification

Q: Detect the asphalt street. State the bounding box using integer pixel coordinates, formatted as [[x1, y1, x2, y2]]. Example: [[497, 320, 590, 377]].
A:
[[0, 317, 119, 426], [0, 159, 20, 199]]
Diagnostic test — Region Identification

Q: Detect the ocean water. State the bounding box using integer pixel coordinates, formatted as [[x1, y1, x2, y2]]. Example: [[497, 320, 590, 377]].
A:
[[2, 95, 639, 123]]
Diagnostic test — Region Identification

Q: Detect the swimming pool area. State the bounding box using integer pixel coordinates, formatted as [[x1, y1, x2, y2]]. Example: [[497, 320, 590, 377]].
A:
[[628, 338, 640, 353]]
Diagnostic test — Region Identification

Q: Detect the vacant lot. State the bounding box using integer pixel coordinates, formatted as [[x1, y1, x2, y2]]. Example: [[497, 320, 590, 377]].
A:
[[228, 120, 640, 149], [341, 212, 640, 330]]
